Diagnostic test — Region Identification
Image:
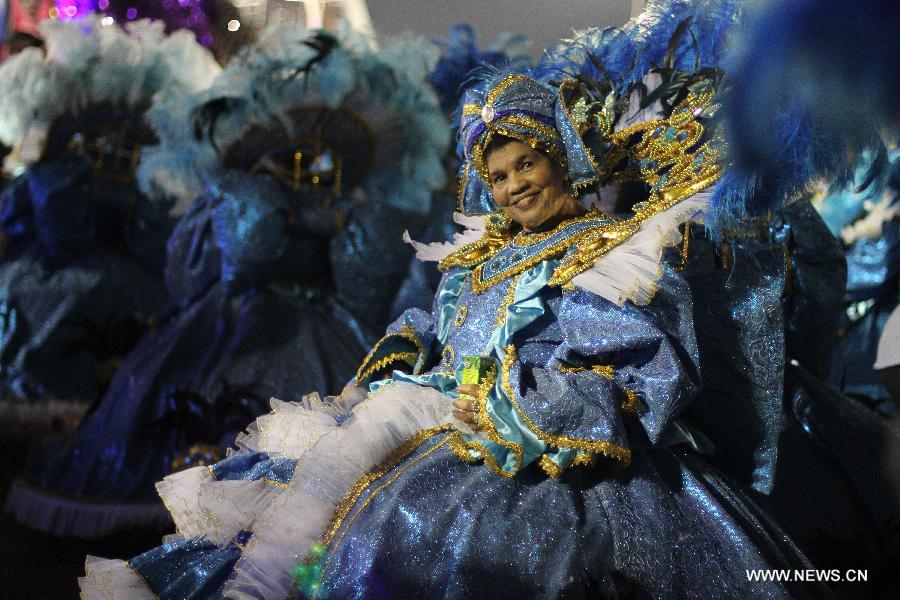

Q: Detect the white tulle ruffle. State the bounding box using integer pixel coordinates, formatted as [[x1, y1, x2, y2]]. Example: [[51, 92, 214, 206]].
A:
[[222, 382, 454, 599], [110, 383, 453, 599], [79, 556, 155, 600]]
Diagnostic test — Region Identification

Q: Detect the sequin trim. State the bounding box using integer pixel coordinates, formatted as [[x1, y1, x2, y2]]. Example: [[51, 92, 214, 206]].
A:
[[321, 425, 455, 548], [538, 455, 564, 480], [355, 351, 420, 384], [467, 365, 525, 474], [454, 306, 468, 327], [486, 73, 529, 105], [495, 275, 520, 328], [556, 363, 642, 415], [505, 346, 631, 463], [438, 212, 513, 271], [355, 331, 426, 382]]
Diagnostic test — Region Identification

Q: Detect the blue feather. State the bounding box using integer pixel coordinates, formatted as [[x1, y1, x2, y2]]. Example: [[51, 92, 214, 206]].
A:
[[720, 0, 900, 231]]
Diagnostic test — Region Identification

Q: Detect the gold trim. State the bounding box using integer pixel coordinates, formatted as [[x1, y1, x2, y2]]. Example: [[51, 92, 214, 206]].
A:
[[486, 73, 529, 106], [438, 212, 513, 271], [556, 362, 642, 415], [495, 275, 520, 328], [355, 331, 426, 382], [572, 452, 597, 468], [320, 425, 455, 548], [441, 345, 456, 369], [261, 477, 290, 490], [468, 364, 525, 474], [504, 346, 631, 463], [538, 455, 564, 480], [454, 306, 468, 327], [462, 104, 481, 116], [355, 351, 420, 384], [511, 208, 606, 246], [315, 428, 457, 598]]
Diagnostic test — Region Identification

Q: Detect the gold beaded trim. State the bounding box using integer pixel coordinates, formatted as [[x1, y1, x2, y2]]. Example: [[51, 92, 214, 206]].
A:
[[355, 330, 426, 382], [505, 346, 631, 463], [355, 351, 421, 385], [556, 362, 642, 415]]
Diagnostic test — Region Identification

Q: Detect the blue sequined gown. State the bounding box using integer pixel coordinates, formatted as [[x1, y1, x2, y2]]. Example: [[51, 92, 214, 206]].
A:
[[0, 153, 171, 401], [7, 169, 429, 537], [81, 213, 832, 599]]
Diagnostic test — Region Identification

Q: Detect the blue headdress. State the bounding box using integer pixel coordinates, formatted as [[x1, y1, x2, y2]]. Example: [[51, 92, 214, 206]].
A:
[[456, 73, 600, 215]]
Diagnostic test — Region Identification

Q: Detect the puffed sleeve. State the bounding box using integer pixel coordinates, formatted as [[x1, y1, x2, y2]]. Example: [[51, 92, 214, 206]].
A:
[[467, 264, 700, 479], [353, 267, 468, 387]]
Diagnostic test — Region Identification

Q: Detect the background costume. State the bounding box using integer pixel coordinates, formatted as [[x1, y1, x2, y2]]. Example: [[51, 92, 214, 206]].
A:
[[0, 16, 220, 401], [5, 24, 450, 538]]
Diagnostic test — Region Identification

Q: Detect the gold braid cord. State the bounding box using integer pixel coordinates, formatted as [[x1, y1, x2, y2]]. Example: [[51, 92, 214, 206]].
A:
[[355, 329, 426, 383]]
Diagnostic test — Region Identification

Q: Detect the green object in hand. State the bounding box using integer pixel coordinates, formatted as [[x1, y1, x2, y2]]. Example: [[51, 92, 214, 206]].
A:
[[461, 355, 496, 385]]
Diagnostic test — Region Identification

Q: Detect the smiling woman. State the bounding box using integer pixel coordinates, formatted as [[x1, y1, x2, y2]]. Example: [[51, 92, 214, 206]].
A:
[[484, 135, 585, 232], [78, 69, 832, 600]]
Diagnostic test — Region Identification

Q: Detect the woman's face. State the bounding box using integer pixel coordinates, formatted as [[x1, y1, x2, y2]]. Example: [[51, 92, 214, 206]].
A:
[[485, 140, 573, 231]]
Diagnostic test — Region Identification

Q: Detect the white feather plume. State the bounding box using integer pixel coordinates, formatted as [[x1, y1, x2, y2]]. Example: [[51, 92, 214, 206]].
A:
[[403, 212, 486, 262], [572, 192, 710, 306]]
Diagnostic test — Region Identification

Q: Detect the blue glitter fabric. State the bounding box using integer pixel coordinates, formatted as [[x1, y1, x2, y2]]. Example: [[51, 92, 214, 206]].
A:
[[14, 168, 429, 536], [129, 531, 250, 599], [679, 226, 787, 495], [0, 153, 171, 400], [313, 262, 823, 598], [102, 245, 833, 599]]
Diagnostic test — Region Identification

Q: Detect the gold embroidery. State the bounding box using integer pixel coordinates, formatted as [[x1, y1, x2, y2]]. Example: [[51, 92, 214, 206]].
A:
[[572, 452, 597, 467], [441, 345, 455, 369], [438, 212, 513, 271], [462, 104, 481, 116], [486, 73, 528, 105], [355, 351, 420, 384], [556, 362, 642, 415], [511, 208, 607, 246], [538, 455, 564, 480], [355, 331, 426, 382], [321, 425, 455, 548], [469, 363, 524, 473], [454, 306, 468, 327], [495, 275, 520, 328], [505, 346, 631, 463], [550, 82, 724, 287], [446, 431, 517, 479]]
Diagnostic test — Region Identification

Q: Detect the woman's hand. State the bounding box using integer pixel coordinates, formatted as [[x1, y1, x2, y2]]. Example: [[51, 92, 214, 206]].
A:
[[453, 384, 481, 430]]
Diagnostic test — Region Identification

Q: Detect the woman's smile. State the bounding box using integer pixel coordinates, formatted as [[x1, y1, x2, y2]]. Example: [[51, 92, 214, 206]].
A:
[[485, 139, 584, 231]]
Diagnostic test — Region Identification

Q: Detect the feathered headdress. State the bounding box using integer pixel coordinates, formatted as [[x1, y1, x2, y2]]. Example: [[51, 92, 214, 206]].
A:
[[427, 24, 530, 115], [139, 23, 451, 213], [0, 15, 220, 175]]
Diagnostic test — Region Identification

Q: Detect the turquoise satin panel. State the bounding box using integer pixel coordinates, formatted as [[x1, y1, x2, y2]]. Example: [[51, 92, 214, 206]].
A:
[[474, 260, 556, 474], [371, 259, 576, 474], [368, 268, 469, 395], [436, 268, 470, 345]]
